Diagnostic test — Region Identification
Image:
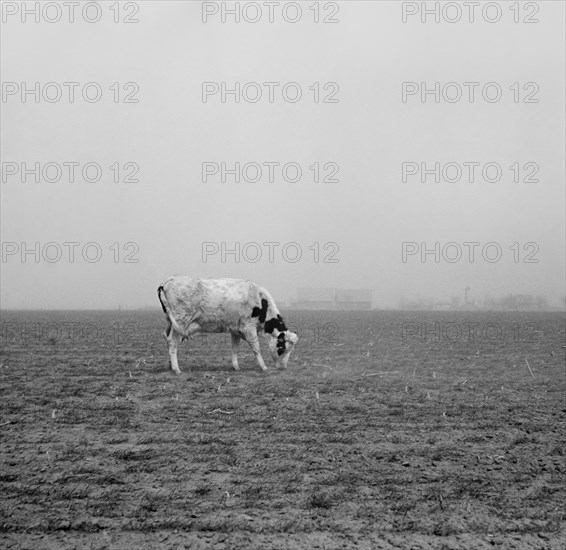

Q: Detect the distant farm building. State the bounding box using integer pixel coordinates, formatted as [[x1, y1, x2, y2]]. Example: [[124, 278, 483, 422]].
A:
[[293, 288, 373, 310]]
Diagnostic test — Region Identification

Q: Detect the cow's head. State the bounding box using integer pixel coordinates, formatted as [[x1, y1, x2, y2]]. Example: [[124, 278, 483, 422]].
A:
[[267, 328, 298, 368], [264, 314, 298, 368]]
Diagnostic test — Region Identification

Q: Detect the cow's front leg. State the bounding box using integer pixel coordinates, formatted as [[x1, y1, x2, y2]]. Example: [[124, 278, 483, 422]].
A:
[[230, 333, 241, 370], [244, 327, 267, 371]]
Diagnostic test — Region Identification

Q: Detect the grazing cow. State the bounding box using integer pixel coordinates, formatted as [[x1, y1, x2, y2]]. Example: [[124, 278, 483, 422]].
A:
[[157, 276, 298, 373]]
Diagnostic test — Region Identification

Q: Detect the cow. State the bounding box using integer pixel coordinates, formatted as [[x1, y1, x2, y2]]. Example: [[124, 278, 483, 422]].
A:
[[157, 276, 298, 374]]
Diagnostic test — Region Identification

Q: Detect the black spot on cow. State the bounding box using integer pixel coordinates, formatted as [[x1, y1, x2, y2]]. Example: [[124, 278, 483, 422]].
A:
[[252, 299, 268, 323], [277, 332, 286, 356], [264, 314, 287, 334]]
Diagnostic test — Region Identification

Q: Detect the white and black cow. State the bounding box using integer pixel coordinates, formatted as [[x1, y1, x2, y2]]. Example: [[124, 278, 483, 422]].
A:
[[157, 276, 298, 373]]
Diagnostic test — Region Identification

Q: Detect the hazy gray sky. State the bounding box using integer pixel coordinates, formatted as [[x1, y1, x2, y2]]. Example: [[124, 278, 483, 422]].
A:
[[1, 1, 564, 309]]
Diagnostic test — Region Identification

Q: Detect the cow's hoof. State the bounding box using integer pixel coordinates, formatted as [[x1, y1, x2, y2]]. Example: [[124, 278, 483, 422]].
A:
[[172, 368, 182, 375]]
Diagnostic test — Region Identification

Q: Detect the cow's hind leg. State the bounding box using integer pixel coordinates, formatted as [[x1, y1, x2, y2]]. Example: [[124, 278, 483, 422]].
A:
[[230, 333, 241, 370], [244, 327, 267, 372], [167, 333, 182, 374], [163, 320, 182, 374]]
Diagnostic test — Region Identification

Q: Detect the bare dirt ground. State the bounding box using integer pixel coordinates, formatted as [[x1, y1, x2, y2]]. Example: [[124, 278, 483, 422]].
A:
[[1, 310, 565, 549]]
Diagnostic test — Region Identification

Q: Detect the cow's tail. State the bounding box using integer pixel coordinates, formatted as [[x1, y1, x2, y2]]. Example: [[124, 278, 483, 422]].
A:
[[157, 284, 186, 337]]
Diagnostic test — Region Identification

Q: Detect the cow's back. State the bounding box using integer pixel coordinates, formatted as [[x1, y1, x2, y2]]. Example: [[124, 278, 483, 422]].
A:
[[161, 277, 260, 333]]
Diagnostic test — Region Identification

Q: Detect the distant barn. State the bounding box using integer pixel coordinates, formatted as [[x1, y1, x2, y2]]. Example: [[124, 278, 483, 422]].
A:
[[292, 288, 373, 310]]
